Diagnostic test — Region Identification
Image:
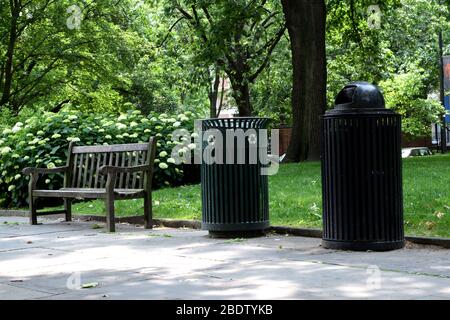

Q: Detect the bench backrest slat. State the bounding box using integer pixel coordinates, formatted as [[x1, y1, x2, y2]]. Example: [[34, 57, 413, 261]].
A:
[[72, 143, 149, 154], [69, 142, 152, 189]]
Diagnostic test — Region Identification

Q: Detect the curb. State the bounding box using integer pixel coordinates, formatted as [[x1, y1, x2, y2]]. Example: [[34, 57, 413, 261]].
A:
[[269, 226, 323, 238], [77, 214, 202, 230], [1, 210, 449, 249]]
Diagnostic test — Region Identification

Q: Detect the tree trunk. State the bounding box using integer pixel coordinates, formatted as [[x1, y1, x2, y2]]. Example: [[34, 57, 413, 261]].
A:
[[208, 66, 221, 118], [229, 78, 252, 116], [0, 1, 20, 110], [281, 0, 327, 162]]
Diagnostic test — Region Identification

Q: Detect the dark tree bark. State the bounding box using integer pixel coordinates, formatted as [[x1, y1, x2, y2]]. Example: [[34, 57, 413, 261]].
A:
[[208, 67, 220, 118], [229, 79, 252, 116], [281, 0, 327, 162], [0, 0, 20, 110]]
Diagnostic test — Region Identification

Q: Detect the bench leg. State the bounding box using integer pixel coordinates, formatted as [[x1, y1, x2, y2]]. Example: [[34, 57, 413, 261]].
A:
[[64, 198, 72, 222], [29, 196, 37, 225], [144, 192, 153, 229], [105, 196, 115, 232]]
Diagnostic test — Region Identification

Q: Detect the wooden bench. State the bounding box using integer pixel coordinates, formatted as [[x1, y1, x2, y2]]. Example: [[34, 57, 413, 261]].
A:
[[22, 138, 157, 232]]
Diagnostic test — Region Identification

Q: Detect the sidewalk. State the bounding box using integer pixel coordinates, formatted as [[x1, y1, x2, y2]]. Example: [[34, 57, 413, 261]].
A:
[[0, 216, 449, 300]]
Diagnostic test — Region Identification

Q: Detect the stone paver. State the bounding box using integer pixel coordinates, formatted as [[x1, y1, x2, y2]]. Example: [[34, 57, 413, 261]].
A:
[[0, 216, 449, 300]]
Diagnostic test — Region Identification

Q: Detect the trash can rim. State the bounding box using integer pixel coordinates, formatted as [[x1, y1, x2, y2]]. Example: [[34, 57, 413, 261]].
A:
[[199, 116, 270, 121]]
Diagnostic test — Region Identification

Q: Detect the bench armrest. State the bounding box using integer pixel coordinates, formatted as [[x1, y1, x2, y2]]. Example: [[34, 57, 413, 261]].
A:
[[99, 164, 153, 175], [22, 166, 69, 175]]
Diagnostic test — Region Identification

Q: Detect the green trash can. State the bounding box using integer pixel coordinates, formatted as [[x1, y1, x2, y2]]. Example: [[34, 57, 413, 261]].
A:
[[201, 117, 270, 237]]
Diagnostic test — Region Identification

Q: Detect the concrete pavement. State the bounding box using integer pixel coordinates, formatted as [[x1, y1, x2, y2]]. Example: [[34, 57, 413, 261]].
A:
[[0, 216, 449, 300]]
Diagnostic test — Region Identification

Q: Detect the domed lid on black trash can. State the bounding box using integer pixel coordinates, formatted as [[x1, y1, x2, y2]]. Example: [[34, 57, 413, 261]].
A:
[[326, 81, 391, 115]]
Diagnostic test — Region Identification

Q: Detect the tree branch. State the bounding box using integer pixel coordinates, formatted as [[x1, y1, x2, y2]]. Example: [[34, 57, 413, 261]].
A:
[[249, 25, 286, 82], [154, 16, 185, 49]]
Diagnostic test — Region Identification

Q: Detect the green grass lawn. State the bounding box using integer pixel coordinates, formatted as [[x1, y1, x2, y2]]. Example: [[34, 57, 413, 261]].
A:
[[62, 154, 450, 238]]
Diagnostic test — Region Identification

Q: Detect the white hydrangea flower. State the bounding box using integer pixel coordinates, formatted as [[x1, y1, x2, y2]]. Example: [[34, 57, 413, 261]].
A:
[[68, 115, 78, 120], [188, 143, 196, 150], [67, 137, 80, 142], [51, 133, 61, 139], [12, 125, 22, 133], [144, 129, 151, 133], [105, 135, 112, 139], [159, 162, 168, 169], [2, 128, 12, 135], [191, 132, 199, 138], [29, 138, 39, 145], [14, 174, 21, 180], [130, 121, 138, 127], [167, 157, 176, 164], [1, 146, 12, 154], [45, 179, 51, 184], [47, 162, 56, 169], [23, 156, 30, 161], [8, 185, 15, 192], [130, 133, 138, 138], [159, 151, 168, 157], [122, 132, 130, 137], [118, 114, 127, 121], [116, 123, 127, 130], [173, 121, 181, 128]]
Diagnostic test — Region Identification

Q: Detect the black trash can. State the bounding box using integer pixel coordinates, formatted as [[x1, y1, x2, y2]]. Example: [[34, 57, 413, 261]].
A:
[[321, 81, 405, 251], [201, 117, 270, 237]]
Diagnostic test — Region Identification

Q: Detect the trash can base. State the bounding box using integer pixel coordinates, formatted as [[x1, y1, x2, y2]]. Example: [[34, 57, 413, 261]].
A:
[[202, 221, 269, 232], [322, 239, 405, 251], [208, 230, 267, 239]]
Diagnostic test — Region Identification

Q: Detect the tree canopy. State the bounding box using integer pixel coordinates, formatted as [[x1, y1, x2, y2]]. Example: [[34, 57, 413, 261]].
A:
[[1, 0, 447, 144]]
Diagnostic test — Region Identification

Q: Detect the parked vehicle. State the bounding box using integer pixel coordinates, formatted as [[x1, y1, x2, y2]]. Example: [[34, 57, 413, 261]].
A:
[[401, 147, 433, 158]]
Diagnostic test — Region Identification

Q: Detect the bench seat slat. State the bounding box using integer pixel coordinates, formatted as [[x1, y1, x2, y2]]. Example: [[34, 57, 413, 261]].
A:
[[33, 188, 145, 199]]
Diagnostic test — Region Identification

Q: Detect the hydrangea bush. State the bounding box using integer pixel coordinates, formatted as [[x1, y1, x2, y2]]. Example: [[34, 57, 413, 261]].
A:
[[0, 110, 197, 208]]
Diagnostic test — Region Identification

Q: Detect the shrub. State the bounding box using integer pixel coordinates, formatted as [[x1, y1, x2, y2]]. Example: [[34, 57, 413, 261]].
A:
[[379, 68, 445, 137], [0, 109, 197, 208]]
